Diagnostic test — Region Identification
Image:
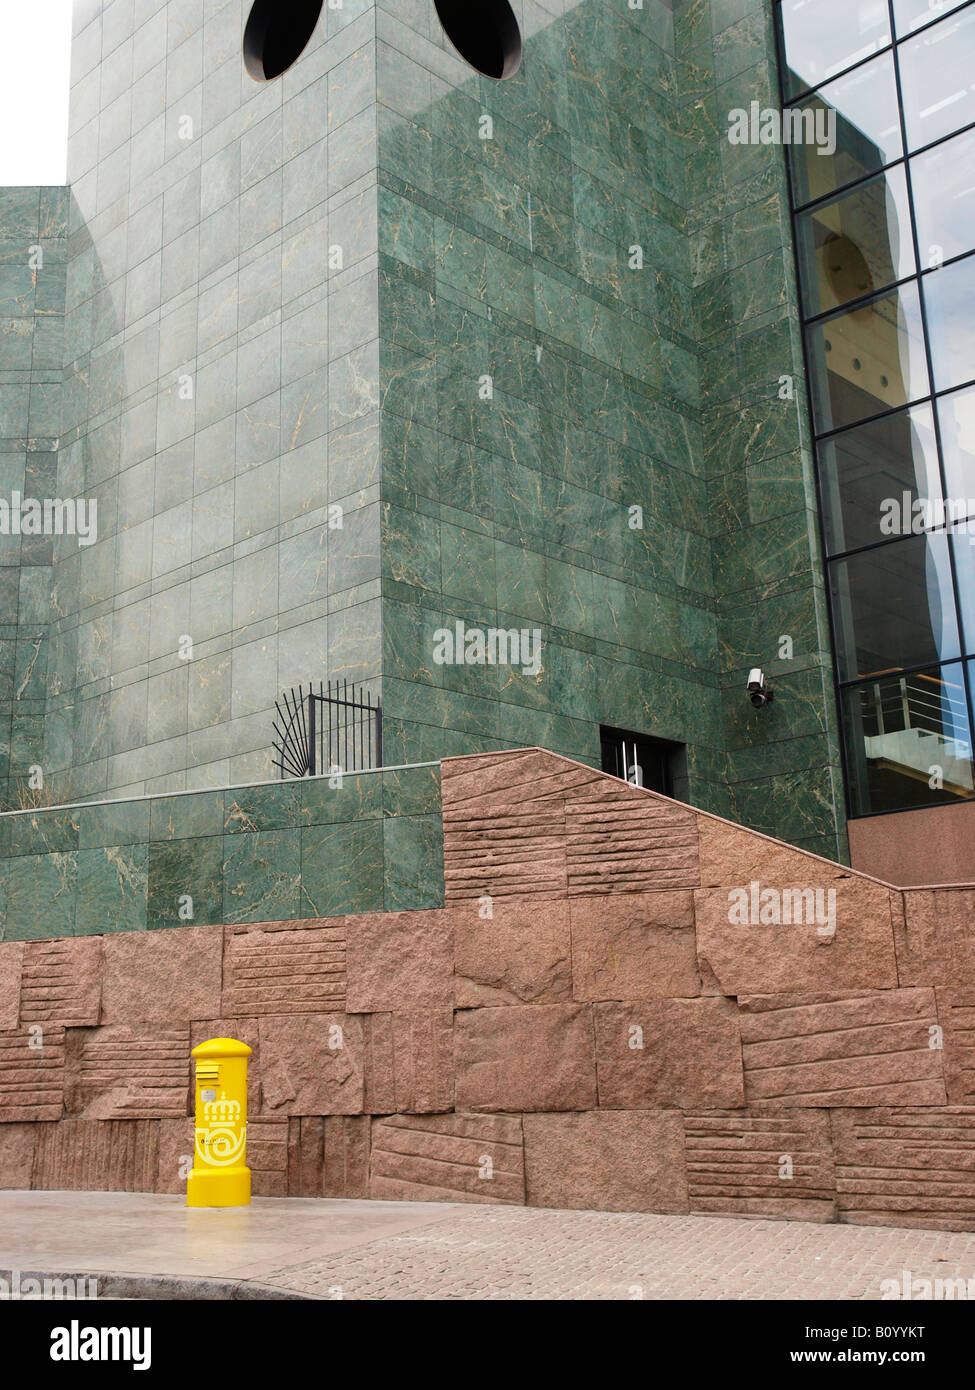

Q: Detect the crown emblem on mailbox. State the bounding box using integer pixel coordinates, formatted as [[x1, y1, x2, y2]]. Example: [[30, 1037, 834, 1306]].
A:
[[203, 1096, 241, 1124]]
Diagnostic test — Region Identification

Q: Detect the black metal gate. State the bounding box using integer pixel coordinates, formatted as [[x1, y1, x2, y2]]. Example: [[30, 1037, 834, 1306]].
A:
[[272, 681, 383, 778]]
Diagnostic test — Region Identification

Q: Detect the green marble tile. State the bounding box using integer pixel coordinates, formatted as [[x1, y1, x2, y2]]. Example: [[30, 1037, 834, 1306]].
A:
[[299, 819, 384, 916], [76, 845, 148, 934]]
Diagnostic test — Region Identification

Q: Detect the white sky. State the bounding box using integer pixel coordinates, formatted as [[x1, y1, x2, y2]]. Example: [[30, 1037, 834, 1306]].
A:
[[0, 0, 73, 185]]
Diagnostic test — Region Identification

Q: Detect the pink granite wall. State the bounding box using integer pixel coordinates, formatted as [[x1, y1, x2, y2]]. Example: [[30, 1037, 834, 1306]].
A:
[[1, 748, 973, 1231]]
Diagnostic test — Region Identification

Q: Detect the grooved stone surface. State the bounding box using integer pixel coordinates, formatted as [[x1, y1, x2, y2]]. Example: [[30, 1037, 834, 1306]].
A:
[[64, 1026, 190, 1120], [685, 1109, 836, 1221], [0, 1028, 65, 1122], [223, 921, 346, 1016], [370, 1113, 525, 1205], [20, 939, 101, 1027], [739, 990, 947, 1107], [832, 1107, 975, 1230]]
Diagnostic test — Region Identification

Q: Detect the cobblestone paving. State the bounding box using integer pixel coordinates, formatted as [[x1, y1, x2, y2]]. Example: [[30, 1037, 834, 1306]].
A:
[[266, 1208, 975, 1301]]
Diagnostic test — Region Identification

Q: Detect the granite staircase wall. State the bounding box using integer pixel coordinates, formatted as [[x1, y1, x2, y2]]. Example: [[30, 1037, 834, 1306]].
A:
[[0, 748, 972, 1230]]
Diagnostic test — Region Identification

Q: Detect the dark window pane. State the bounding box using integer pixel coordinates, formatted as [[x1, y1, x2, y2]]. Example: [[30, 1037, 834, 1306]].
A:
[[900, 5, 975, 149], [939, 384, 975, 519], [819, 404, 940, 554], [911, 127, 975, 266], [796, 167, 914, 316], [789, 55, 902, 206], [828, 532, 960, 681], [807, 281, 929, 433], [842, 662, 974, 814], [778, 0, 892, 99], [923, 254, 975, 393]]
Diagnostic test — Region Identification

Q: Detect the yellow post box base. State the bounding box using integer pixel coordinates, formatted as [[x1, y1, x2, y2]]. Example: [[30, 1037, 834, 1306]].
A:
[[187, 1166, 251, 1208]]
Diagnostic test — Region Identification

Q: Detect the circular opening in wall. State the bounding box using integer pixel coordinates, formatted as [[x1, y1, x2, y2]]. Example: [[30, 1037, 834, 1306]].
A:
[[243, 0, 324, 82], [434, 0, 523, 80]]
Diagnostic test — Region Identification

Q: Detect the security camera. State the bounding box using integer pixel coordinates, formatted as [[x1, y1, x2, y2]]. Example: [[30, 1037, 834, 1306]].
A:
[[747, 668, 774, 708]]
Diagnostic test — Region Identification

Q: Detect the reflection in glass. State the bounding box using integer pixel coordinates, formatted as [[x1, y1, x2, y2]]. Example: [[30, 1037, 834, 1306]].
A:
[[796, 167, 914, 316], [900, 5, 975, 149], [819, 404, 940, 554], [806, 282, 929, 433], [893, 0, 970, 35], [911, 127, 975, 266], [923, 255, 975, 393], [788, 54, 902, 207], [828, 532, 959, 681], [842, 662, 974, 814], [939, 384, 975, 514], [778, 0, 891, 98]]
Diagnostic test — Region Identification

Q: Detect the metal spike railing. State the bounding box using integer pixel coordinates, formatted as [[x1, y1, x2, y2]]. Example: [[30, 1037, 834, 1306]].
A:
[[272, 681, 383, 779]]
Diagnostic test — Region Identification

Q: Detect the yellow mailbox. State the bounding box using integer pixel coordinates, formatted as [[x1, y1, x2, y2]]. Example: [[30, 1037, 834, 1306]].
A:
[[187, 1037, 252, 1208]]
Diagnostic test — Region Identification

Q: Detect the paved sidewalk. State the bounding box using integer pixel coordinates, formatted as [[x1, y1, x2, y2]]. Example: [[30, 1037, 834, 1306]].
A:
[[1, 1192, 974, 1299]]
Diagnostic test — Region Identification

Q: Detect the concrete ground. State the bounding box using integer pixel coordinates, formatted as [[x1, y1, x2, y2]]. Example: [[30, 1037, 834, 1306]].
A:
[[1, 1192, 974, 1299]]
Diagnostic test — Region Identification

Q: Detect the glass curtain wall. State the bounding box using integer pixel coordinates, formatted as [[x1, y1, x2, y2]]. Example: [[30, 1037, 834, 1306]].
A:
[[776, 0, 975, 816]]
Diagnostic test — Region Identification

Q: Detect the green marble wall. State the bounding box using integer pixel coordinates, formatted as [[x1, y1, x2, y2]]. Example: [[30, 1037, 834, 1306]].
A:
[[0, 0, 847, 953], [0, 187, 69, 813], [374, 0, 845, 859], [0, 763, 442, 939]]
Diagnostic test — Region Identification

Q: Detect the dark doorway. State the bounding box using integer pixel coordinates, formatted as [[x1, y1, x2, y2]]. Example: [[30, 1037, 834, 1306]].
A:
[[600, 726, 684, 797]]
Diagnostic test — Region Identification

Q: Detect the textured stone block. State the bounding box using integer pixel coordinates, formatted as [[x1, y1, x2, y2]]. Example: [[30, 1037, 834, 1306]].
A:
[[64, 1025, 190, 1119], [223, 919, 346, 1014], [0, 942, 23, 1029], [685, 1110, 836, 1221], [322, 1115, 370, 1198], [441, 750, 701, 904], [371, 1113, 524, 1204], [697, 816, 851, 889], [345, 909, 453, 1012], [32, 1119, 159, 1192], [570, 892, 699, 1001], [739, 990, 947, 1106], [695, 876, 898, 997], [288, 1116, 325, 1197], [565, 790, 700, 894], [524, 1110, 688, 1213], [936, 989, 975, 1106], [363, 1011, 454, 1114], [594, 999, 744, 1109], [258, 1013, 364, 1115], [455, 1003, 596, 1112], [246, 1116, 289, 1197], [0, 1122, 36, 1188], [900, 889, 975, 990], [156, 1117, 194, 1194], [454, 898, 571, 1006], [833, 1107, 975, 1231], [0, 1027, 65, 1121], [20, 938, 101, 1026], [101, 925, 221, 1026]]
